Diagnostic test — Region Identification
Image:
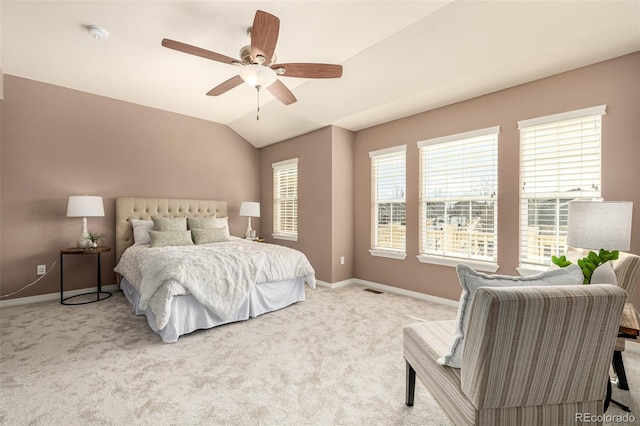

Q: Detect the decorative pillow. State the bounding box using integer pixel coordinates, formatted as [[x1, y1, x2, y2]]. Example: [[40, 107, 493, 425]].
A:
[[191, 227, 231, 244], [212, 217, 229, 228], [152, 217, 187, 232], [438, 263, 584, 368], [590, 261, 619, 285], [131, 219, 153, 245], [148, 230, 193, 248], [187, 216, 218, 230]]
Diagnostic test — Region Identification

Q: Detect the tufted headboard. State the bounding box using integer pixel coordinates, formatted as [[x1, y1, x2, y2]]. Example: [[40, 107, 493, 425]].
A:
[[115, 197, 228, 264]]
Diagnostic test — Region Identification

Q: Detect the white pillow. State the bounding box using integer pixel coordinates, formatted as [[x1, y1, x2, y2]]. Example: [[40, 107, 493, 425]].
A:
[[438, 263, 584, 368], [591, 261, 618, 285], [131, 219, 153, 245], [213, 217, 228, 228]]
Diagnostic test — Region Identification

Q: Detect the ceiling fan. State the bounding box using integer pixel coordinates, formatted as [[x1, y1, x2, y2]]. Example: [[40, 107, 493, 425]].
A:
[[161, 10, 343, 108]]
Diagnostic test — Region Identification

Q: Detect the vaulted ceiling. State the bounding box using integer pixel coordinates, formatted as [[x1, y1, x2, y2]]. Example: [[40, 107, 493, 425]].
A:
[[2, 1, 639, 147]]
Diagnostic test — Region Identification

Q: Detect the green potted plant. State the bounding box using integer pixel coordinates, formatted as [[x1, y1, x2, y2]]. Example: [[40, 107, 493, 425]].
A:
[[552, 249, 619, 284], [87, 231, 105, 248]]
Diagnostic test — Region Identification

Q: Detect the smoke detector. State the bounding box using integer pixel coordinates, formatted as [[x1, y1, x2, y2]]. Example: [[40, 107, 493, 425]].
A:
[[87, 25, 109, 40]]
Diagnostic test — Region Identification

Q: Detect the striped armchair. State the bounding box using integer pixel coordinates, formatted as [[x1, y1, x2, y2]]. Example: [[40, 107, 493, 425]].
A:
[[612, 252, 640, 390], [404, 284, 627, 425]]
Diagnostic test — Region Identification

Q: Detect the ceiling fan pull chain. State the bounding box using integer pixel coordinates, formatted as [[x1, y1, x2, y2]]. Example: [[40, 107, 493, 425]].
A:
[[256, 85, 261, 121]]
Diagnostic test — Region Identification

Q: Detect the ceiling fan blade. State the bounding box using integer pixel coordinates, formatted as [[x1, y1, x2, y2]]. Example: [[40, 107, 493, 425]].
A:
[[162, 38, 239, 65], [206, 75, 244, 96], [272, 63, 343, 79], [268, 79, 297, 105], [251, 10, 279, 65]]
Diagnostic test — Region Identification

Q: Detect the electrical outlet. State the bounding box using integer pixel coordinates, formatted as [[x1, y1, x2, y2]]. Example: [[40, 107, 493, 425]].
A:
[[340, 256, 345, 265], [37, 264, 46, 275]]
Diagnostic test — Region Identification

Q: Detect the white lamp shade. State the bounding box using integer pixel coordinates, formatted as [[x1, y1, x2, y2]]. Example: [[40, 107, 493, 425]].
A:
[[567, 201, 633, 251], [239, 64, 277, 88], [67, 196, 105, 217], [239, 201, 261, 217]]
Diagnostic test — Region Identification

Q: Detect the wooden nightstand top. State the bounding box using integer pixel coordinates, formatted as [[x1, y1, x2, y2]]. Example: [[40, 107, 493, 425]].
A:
[[620, 303, 640, 337], [61, 246, 111, 255]]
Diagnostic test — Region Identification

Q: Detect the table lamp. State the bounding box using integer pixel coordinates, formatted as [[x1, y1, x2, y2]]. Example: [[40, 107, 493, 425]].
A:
[[567, 200, 633, 251], [67, 195, 105, 248], [239, 201, 260, 239]]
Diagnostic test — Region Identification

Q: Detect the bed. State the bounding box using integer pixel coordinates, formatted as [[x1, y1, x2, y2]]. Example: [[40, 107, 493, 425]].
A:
[[113, 197, 316, 343]]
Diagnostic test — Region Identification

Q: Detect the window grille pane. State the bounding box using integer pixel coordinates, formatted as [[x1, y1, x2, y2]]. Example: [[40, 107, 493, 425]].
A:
[[519, 108, 603, 267], [370, 146, 406, 252], [419, 128, 498, 262], [273, 159, 298, 236]]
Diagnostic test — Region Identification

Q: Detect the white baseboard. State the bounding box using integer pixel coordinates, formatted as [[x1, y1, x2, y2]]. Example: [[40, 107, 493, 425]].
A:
[[315, 278, 353, 289], [0, 284, 119, 308], [352, 278, 459, 308], [315, 277, 458, 308]]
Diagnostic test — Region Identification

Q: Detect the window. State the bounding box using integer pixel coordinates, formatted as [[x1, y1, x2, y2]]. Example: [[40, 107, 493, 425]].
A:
[[417, 127, 499, 271], [273, 158, 298, 241], [369, 145, 406, 259], [518, 105, 605, 270]]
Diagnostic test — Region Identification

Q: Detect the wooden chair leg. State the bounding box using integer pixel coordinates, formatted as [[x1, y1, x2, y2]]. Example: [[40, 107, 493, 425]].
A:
[[406, 360, 416, 406], [612, 350, 629, 390]]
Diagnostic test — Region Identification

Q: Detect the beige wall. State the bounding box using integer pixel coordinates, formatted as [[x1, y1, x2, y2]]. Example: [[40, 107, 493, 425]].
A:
[[259, 127, 333, 282], [353, 52, 640, 307], [0, 76, 260, 299], [259, 125, 355, 284], [331, 126, 355, 283]]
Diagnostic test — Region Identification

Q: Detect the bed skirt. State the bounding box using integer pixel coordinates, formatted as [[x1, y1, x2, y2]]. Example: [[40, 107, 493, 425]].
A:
[[121, 277, 307, 343]]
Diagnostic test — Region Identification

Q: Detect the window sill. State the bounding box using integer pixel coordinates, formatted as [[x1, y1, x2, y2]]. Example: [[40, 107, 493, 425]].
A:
[[272, 233, 298, 242], [416, 254, 499, 272], [369, 249, 407, 260]]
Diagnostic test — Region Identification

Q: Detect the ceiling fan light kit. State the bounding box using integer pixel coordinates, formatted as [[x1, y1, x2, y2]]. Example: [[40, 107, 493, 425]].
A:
[[239, 64, 277, 88], [161, 9, 343, 118]]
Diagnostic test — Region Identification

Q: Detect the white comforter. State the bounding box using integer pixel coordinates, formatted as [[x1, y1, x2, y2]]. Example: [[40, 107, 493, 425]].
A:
[[115, 238, 315, 329]]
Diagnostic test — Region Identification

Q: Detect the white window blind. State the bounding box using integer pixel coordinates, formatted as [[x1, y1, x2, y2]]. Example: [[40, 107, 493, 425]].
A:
[[418, 127, 499, 264], [518, 105, 605, 268], [273, 158, 298, 240], [370, 145, 406, 257]]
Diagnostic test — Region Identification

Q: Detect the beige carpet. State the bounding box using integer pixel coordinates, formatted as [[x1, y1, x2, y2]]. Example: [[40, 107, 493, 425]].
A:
[[1, 285, 638, 425]]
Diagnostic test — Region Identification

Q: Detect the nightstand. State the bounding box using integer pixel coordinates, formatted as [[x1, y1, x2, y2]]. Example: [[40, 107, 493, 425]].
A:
[[60, 246, 112, 305]]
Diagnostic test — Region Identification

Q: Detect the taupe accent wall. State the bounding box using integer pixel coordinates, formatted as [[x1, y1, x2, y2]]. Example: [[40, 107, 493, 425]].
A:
[[259, 126, 355, 284], [0, 75, 260, 299], [352, 52, 640, 307]]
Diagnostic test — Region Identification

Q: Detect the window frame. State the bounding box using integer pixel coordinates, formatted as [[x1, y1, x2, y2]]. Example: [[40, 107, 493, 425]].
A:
[[272, 157, 299, 242], [416, 126, 500, 272], [369, 145, 407, 260], [517, 105, 605, 273]]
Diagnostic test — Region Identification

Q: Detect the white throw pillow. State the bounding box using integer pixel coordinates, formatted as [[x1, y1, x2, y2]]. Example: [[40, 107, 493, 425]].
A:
[[213, 217, 228, 228], [131, 219, 153, 245], [590, 261, 618, 285], [437, 263, 584, 368]]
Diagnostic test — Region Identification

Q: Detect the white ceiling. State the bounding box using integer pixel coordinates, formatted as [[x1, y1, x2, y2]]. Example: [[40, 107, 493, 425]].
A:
[[2, 1, 639, 148]]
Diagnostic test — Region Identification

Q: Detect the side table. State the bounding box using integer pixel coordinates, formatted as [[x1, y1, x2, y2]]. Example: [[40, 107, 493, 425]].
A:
[[605, 303, 639, 412], [60, 246, 112, 305]]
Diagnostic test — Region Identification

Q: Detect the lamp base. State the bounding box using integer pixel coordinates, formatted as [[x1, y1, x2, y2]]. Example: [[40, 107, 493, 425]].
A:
[[245, 217, 254, 239], [76, 217, 92, 248]]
